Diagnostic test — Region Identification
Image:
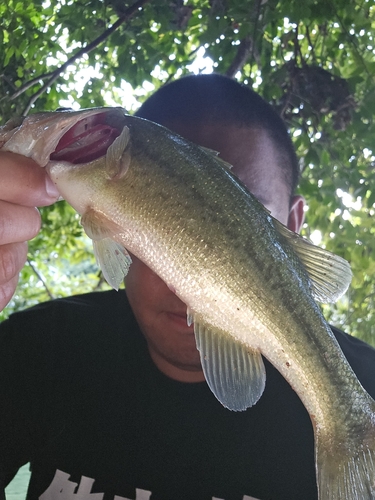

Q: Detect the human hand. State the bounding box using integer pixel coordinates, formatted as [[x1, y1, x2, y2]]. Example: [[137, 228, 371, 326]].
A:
[[0, 152, 60, 312]]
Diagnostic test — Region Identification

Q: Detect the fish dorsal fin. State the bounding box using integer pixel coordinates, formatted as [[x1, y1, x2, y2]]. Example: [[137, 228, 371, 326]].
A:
[[106, 126, 131, 180], [199, 145, 233, 170], [193, 314, 266, 411], [199, 145, 220, 157], [81, 209, 132, 290], [273, 219, 352, 303]]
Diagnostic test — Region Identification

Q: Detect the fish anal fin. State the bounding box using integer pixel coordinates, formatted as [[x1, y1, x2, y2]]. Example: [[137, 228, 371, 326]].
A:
[[194, 316, 266, 411], [273, 218, 352, 303]]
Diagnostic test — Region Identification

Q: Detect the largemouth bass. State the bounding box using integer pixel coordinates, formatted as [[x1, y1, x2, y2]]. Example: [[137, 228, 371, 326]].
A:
[[1, 108, 375, 499]]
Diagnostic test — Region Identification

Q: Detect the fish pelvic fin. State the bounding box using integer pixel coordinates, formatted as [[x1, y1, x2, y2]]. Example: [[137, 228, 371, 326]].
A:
[[193, 315, 266, 411], [273, 219, 352, 303], [81, 209, 132, 290], [315, 409, 375, 500], [93, 238, 132, 290], [81, 209, 125, 241]]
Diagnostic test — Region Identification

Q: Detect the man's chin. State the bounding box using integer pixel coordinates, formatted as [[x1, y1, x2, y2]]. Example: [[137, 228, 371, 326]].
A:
[[149, 343, 204, 381]]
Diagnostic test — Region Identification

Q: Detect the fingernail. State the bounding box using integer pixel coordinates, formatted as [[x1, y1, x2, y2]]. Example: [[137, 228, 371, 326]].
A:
[[45, 175, 60, 199]]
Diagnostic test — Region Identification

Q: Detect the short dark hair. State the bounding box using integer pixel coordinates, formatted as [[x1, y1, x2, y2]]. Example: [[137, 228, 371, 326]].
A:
[[135, 73, 300, 198]]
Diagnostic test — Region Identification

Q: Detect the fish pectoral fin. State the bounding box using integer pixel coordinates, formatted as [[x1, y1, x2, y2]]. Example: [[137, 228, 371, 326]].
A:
[[194, 317, 266, 411], [93, 238, 132, 291], [106, 125, 131, 180], [81, 209, 132, 290], [273, 219, 352, 303]]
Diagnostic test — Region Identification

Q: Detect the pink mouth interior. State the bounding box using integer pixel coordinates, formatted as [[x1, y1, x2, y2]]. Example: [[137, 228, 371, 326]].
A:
[[50, 112, 121, 164]]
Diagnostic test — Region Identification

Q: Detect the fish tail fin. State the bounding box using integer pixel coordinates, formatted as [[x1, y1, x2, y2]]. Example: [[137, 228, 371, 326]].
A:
[[315, 420, 375, 500]]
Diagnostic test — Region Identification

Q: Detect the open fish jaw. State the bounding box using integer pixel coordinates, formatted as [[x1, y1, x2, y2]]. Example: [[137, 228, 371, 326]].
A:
[[0, 107, 127, 167]]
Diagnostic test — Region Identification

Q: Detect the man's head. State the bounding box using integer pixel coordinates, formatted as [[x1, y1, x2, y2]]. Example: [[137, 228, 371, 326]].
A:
[[125, 74, 305, 382], [135, 73, 302, 226]]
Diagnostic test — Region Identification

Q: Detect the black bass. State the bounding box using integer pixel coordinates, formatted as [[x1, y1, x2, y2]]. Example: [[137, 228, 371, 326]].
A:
[[1, 108, 375, 499]]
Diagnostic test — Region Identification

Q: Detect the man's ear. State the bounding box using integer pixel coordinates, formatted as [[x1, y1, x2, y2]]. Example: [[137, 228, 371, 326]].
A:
[[287, 195, 305, 233]]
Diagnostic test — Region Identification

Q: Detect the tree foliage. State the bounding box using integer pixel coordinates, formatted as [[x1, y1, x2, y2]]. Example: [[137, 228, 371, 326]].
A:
[[1, 0, 375, 344]]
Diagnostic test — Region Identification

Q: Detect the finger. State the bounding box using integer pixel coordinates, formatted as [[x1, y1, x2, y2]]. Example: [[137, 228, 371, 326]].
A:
[[0, 201, 41, 245], [0, 152, 60, 207], [0, 273, 21, 312], [0, 241, 28, 287]]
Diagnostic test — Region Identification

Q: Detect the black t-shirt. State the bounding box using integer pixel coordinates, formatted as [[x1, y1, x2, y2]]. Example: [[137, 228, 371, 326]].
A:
[[1, 290, 375, 500]]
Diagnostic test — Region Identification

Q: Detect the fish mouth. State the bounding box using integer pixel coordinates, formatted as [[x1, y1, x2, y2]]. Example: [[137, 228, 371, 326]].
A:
[[50, 110, 125, 164]]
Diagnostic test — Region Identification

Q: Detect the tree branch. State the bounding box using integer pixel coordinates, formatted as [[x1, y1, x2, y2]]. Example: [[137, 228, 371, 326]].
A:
[[225, 0, 263, 78], [27, 259, 55, 301], [0, 73, 18, 91], [305, 25, 316, 64], [14, 0, 150, 115], [293, 26, 306, 66], [225, 36, 254, 78], [8, 71, 55, 101], [329, 1, 373, 80]]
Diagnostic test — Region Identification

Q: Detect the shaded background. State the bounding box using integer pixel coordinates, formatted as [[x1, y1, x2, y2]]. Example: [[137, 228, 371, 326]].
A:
[[1, 0, 375, 346]]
